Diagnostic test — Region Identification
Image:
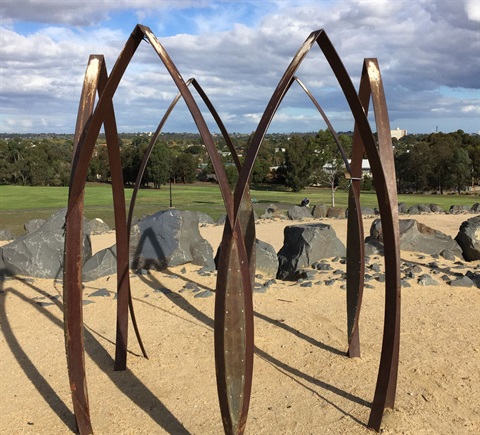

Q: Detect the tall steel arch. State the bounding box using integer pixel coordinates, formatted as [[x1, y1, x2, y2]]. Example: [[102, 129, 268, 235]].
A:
[[64, 25, 400, 434]]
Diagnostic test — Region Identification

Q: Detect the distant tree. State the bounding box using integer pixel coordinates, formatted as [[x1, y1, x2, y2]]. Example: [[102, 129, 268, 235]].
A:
[[428, 134, 455, 194], [311, 130, 352, 205], [282, 135, 318, 192], [172, 152, 197, 183], [145, 142, 172, 188], [225, 165, 239, 189], [449, 148, 472, 193]]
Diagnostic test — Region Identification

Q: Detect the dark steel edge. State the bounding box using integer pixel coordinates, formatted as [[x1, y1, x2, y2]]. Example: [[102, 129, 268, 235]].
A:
[[64, 55, 102, 435], [364, 59, 401, 432]]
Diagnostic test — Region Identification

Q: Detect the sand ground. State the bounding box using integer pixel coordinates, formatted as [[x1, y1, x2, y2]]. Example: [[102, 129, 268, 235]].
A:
[[1, 213, 479, 434]]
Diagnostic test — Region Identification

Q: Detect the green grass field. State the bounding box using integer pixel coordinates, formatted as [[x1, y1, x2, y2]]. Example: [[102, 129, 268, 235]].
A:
[[0, 183, 478, 236]]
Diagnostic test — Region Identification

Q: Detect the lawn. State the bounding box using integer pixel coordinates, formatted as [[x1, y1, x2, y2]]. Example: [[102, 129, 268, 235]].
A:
[[0, 183, 478, 236]]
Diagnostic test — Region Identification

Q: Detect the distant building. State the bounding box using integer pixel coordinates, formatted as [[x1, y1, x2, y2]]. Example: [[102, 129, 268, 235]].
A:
[[322, 159, 371, 176], [390, 127, 407, 140]]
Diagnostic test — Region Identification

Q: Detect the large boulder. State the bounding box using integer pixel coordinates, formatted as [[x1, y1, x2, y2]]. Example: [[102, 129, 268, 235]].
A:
[[455, 216, 480, 261], [368, 218, 462, 257], [312, 204, 327, 218], [287, 205, 312, 220], [260, 204, 286, 220], [131, 209, 214, 271], [1, 208, 92, 279], [449, 205, 471, 214], [417, 204, 432, 213], [277, 223, 346, 281], [398, 202, 408, 214], [82, 246, 117, 282], [429, 203, 444, 213], [255, 240, 279, 277], [326, 207, 346, 219], [214, 239, 278, 278]]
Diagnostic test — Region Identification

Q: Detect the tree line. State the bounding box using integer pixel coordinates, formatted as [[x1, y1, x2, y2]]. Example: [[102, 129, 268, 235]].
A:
[[0, 130, 478, 194]]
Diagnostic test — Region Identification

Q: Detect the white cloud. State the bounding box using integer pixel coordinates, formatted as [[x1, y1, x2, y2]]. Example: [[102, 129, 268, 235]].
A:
[[465, 0, 480, 21], [0, 0, 479, 134]]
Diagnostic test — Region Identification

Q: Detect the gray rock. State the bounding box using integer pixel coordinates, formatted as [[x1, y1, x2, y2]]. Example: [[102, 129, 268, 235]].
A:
[[429, 203, 444, 213], [277, 223, 345, 281], [312, 204, 327, 218], [361, 206, 376, 215], [256, 239, 279, 278], [215, 238, 278, 278], [449, 276, 474, 287], [194, 290, 213, 298], [196, 212, 215, 224], [326, 207, 346, 219], [471, 203, 480, 213], [368, 219, 462, 257], [466, 271, 480, 288], [131, 209, 215, 271], [455, 216, 480, 261], [24, 219, 46, 234], [216, 214, 227, 225], [313, 262, 333, 271], [364, 238, 384, 256], [0, 229, 15, 241], [398, 202, 408, 214], [1, 208, 91, 279], [82, 246, 117, 282], [407, 205, 420, 215], [440, 249, 456, 262], [417, 274, 439, 286], [287, 205, 313, 220], [417, 204, 432, 213], [89, 218, 111, 235], [449, 205, 471, 214], [261, 204, 286, 220]]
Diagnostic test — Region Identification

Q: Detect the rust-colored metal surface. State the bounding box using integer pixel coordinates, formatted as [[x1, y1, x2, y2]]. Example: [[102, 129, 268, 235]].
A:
[[64, 24, 400, 434]]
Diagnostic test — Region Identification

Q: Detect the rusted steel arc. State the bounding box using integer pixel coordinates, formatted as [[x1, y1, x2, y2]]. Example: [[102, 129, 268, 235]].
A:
[[126, 76, 242, 238], [364, 59, 401, 432], [193, 72, 255, 435], [215, 214, 255, 435], [345, 63, 372, 359], [233, 30, 321, 222], [195, 78, 255, 432], [345, 136, 366, 358], [128, 27, 255, 434], [126, 78, 194, 238], [293, 76, 352, 174], [293, 74, 364, 358], [96, 59, 148, 366], [317, 43, 399, 430], [139, 25, 235, 228], [64, 55, 102, 435], [191, 79, 242, 172], [345, 180, 363, 358], [65, 29, 145, 434], [68, 28, 144, 212], [235, 29, 398, 431]]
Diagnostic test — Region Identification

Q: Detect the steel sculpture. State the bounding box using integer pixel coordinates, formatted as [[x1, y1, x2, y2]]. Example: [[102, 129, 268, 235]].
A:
[[64, 24, 400, 435]]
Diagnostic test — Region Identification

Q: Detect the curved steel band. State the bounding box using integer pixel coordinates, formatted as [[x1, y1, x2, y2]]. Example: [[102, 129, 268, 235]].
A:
[[64, 24, 400, 435]]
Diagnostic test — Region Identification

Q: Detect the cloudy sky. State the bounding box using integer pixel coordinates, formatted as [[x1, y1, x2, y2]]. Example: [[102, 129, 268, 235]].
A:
[[1, 0, 479, 135]]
